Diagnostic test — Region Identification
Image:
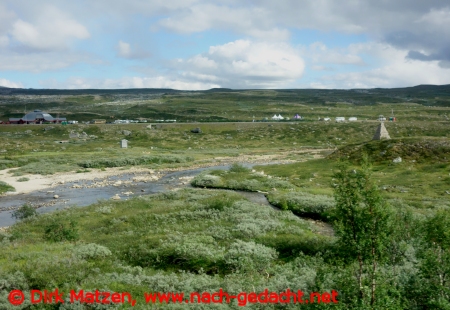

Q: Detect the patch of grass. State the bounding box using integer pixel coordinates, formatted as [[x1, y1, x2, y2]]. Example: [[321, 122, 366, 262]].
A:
[[76, 169, 91, 173], [16, 177, 29, 182], [0, 181, 15, 194]]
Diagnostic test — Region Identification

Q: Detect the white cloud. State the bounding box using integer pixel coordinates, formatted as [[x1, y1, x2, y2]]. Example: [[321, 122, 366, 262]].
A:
[[305, 42, 366, 66], [310, 43, 450, 88], [117, 40, 132, 57], [158, 4, 290, 40], [0, 51, 101, 73], [0, 78, 24, 88], [116, 40, 151, 59], [40, 76, 220, 90], [175, 40, 304, 88], [0, 35, 9, 47], [40, 39, 305, 90], [10, 6, 89, 50]]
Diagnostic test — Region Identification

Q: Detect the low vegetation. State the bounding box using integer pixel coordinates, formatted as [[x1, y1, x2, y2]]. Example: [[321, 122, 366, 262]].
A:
[[1, 87, 450, 308], [0, 181, 15, 194]]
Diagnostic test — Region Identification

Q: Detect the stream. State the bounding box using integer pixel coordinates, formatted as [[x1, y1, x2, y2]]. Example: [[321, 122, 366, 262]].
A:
[[0, 164, 253, 227], [0, 163, 334, 236]]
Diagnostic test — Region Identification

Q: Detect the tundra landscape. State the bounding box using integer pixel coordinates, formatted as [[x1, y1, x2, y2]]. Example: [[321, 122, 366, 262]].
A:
[[0, 86, 450, 309]]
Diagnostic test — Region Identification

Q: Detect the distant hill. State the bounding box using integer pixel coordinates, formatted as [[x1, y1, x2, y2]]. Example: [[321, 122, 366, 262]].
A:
[[0, 84, 449, 96], [0, 87, 181, 96]]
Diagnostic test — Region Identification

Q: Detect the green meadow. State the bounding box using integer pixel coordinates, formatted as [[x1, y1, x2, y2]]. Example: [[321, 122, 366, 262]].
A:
[[1, 87, 450, 309]]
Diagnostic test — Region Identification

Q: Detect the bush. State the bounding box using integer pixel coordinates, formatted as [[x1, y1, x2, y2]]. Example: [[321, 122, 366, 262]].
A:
[[0, 181, 15, 194], [74, 243, 112, 260], [229, 163, 250, 173], [44, 219, 79, 242], [268, 191, 335, 220], [17, 177, 30, 182], [225, 240, 278, 274], [78, 155, 192, 168], [12, 204, 37, 220], [191, 174, 223, 188]]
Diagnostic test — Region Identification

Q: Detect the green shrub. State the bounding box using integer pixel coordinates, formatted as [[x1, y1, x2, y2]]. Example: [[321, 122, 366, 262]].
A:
[[268, 191, 335, 220], [44, 219, 79, 242], [11, 204, 37, 220], [78, 155, 192, 168], [229, 163, 250, 173], [73, 243, 112, 260], [16, 177, 29, 182], [191, 174, 223, 188], [0, 181, 15, 194], [225, 240, 278, 274]]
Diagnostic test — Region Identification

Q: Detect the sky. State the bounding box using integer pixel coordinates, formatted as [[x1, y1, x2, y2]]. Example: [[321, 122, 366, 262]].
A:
[[0, 0, 450, 90]]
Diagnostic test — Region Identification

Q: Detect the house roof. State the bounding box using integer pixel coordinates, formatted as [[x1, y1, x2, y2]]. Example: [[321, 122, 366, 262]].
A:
[[9, 110, 66, 122]]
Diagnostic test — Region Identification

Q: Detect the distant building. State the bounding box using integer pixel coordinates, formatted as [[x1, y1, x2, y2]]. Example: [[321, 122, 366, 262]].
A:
[[271, 114, 284, 120], [91, 119, 106, 124], [349, 117, 357, 121], [9, 110, 66, 124], [335, 117, 345, 122]]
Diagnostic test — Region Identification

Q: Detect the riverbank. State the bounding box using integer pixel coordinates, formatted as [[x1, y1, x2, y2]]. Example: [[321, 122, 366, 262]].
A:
[[0, 148, 329, 196]]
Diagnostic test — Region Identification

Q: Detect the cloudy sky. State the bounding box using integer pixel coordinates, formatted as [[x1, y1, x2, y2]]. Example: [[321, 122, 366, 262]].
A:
[[1, 0, 450, 90]]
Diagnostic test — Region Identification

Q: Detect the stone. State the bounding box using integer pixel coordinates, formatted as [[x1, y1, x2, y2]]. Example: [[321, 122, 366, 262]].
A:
[[190, 127, 202, 134], [393, 157, 402, 163], [53, 195, 59, 199], [111, 194, 121, 200], [69, 132, 79, 138], [122, 130, 132, 136]]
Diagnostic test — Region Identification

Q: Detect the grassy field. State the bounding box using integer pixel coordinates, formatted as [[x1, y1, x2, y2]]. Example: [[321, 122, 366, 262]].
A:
[[1, 87, 450, 309], [1, 189, 334, 309], [1, 85, 450, 122]]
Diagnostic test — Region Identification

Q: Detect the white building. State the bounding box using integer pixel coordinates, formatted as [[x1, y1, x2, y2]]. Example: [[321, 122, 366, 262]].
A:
[[271, 114, 284, 120]]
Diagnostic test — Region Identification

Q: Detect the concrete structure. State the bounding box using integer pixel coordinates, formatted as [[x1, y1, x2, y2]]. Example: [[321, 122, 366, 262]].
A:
[[121, 139, 128, 148], [372, 122, 391, 140], [9, 110, 66, 124]]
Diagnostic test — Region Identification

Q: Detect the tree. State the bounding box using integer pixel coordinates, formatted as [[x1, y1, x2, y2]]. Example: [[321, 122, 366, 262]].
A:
[[333, 160, 393, 307], [418, 210, 450, 308]]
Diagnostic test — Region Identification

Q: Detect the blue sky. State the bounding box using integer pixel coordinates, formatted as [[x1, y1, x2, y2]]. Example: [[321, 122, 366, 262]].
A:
[[0, 0, 450, 90]]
